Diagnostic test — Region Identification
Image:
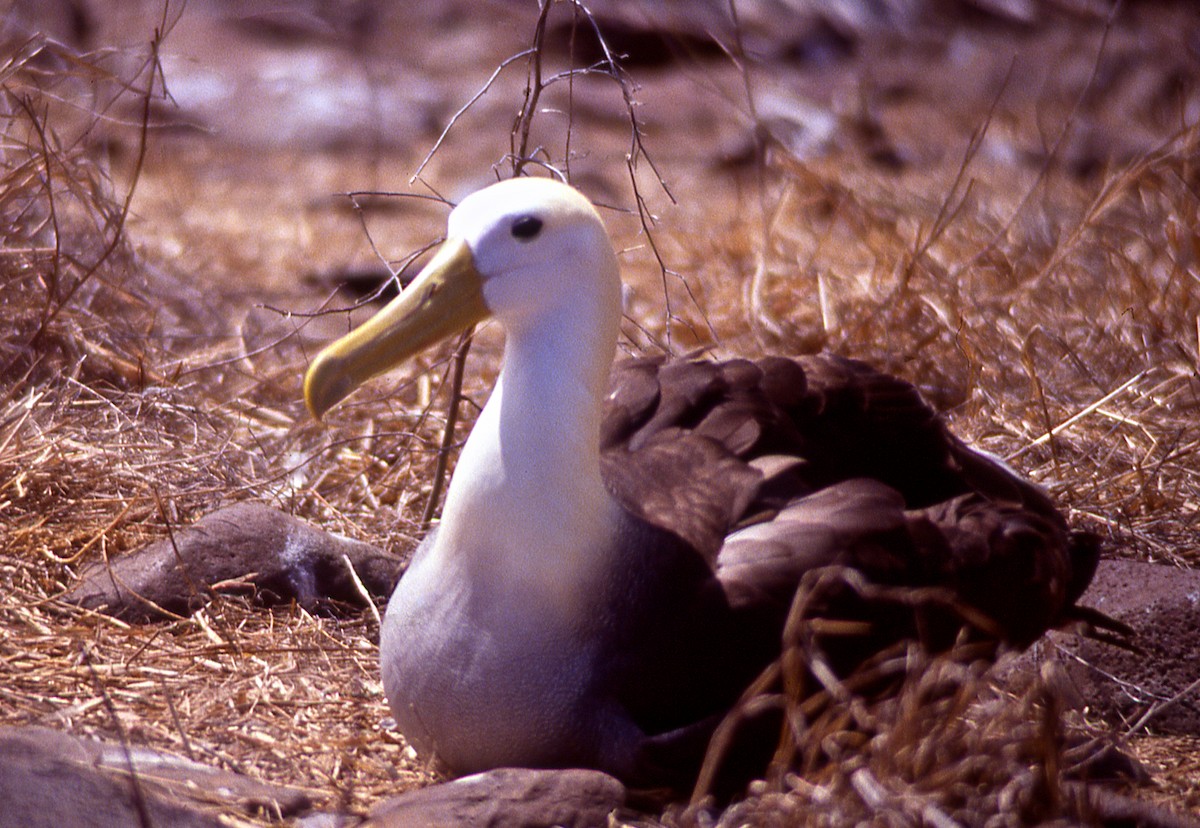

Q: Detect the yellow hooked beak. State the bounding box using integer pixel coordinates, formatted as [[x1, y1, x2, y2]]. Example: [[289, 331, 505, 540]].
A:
[[304, 237, 489, 420]]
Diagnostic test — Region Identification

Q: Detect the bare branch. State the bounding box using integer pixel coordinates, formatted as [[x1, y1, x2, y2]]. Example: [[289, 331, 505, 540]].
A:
[[411, 48, 537, 184], [421, 328, 474, 528]]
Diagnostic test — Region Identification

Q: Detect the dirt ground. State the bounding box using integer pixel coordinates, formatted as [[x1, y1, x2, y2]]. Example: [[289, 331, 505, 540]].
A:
[[2, 0, 1200, 823]]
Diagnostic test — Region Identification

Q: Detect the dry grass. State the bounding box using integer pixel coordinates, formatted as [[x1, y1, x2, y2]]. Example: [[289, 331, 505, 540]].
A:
[[1, 2, 1198, 825], [668, 130, 1200, 568], [0, 27, 440, 817], [671, 650, 1087, 827]]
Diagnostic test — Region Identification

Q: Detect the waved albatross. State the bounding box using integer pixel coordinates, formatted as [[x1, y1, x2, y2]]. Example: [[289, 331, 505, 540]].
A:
[[304, 177, 1100, 790]]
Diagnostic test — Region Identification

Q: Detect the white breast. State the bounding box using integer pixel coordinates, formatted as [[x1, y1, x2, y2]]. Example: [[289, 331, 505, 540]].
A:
[[379, 529, 636, 773]]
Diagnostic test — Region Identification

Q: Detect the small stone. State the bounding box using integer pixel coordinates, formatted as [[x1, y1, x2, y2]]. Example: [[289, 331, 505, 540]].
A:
[[363, 767, 627, 828], [0, 725, 311, 828], [65, 503, 398, 621]]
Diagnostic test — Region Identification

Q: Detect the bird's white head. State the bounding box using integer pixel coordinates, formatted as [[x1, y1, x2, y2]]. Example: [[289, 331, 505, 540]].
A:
[[305, 177, 622, 420], [451, 177, 619, 331]]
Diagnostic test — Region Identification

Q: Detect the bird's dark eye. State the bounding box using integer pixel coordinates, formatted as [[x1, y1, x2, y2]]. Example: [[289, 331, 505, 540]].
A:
[[511, 215, 543, 240]]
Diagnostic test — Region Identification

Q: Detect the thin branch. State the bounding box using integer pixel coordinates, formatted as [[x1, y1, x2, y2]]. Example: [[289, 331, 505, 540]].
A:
[[421, 328, 473, 528], [30, 20, 168, 345], [411, 48, 537, 184], [1006, 370, 1148, 462], [958, 2, 1120, 284], [342, 553, 382, 627], [13, 95, 63, 327], [511, 0, 555, 175], [81, 645, 155, 828]]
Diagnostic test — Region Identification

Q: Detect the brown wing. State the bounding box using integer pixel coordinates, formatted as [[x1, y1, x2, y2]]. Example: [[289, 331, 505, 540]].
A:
[[599, 353, 1099, 653], [595, 353, 1101, 789]]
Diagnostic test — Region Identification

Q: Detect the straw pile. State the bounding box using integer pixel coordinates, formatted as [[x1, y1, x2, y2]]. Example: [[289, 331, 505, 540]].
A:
[[1, 3, 1198, 824]]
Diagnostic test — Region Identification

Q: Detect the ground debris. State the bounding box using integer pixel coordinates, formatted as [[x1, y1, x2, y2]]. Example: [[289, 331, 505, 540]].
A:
[[363, 767, 628, 828], [64, 502, 398, 621], [0, 725, 313, 827]]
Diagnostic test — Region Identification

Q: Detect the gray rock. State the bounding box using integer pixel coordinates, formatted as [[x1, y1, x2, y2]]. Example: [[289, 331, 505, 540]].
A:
[[65, 503, 398, 621], [363, 767, 627, 828], [0, 726, 311, 828]]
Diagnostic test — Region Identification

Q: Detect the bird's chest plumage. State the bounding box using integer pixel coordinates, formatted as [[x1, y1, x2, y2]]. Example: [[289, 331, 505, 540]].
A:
[[379, 536, 634, 775]]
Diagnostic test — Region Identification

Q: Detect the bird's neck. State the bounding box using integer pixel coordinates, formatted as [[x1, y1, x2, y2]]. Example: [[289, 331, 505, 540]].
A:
[[432, 296, 621, 603]]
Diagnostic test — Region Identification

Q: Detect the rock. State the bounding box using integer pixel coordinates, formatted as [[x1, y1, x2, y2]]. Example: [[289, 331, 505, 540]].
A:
[[363, 768, 627, 828], [0, 725, 311, 828], [1073, 785, 1200, 828], [1036, 558, 1200, 736], [65, 503, 398, 621]]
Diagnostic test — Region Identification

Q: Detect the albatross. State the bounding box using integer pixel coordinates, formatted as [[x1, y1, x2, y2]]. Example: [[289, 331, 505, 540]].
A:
[[303, 177, 1099, 790]]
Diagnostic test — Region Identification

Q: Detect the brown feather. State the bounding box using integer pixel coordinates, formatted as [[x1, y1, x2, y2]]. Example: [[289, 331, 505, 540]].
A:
[[593, 353, 1102, 787]]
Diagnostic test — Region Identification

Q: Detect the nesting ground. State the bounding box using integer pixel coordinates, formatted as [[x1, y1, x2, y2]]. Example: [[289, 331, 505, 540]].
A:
[[2, 0, 1199, 823]]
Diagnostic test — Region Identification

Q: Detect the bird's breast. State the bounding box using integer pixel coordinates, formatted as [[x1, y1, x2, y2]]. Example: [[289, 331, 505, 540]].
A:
[[379, 538, 630, 774]]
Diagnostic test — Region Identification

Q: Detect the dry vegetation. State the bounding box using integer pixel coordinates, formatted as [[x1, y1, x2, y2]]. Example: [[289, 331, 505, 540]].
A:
[[682, 131, 1200, 568], [1, 0, 1198, 824]]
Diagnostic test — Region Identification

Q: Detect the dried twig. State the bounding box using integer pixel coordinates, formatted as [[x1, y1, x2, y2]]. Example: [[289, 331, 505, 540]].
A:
[[342, 553, 382, 627], [30, 12, 175, 347], [1006, 371, 1148, 462], [410, 48, 536, 185], [419, 329, 473, 528], [82, 646, 154, 828]]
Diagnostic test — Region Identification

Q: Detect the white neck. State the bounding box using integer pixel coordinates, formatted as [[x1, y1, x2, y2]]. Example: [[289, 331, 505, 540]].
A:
[[430, 279, 621, 609]]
